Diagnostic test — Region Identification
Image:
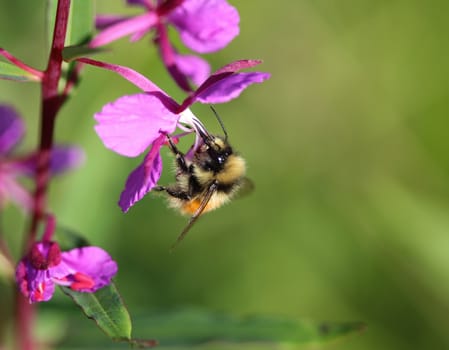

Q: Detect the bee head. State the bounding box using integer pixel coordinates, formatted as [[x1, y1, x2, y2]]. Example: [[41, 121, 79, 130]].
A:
[[199, 135, 231, 164], [192, 135, 233, 174], [191, 107, 234, 171]]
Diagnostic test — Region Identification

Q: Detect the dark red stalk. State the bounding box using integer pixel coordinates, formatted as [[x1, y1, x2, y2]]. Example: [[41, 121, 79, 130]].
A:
[[14, 1, 71, 349], [156, 0, 185, 16], [29, 0, 70, 245], [0, 48, 43, 80]]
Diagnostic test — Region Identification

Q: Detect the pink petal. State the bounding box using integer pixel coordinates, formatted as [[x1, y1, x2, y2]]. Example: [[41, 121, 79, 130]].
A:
[[14, 146, 85, 177], [118, 134, 165, 212], [213, 59, 263, 74], [16, 260, 55, 303], [49, 146, 85, 174], [195, 59, 263, 94], [180, 60, 268, 109], [0, 105, 24, 154], [168, 0, 239, 53], [78, 58, 170, 94], [94, 93, 178, 157], [130, 28, 149, 42], [127, 0, 150, 6], [59, 246, 118, 292], [16, 260, 32, 299], [193, 72, 271, 104], [0, 175, 33, 211], [90, 12, 157, 48], [95, 15, 129, 29], [175, 53, 210, 87]]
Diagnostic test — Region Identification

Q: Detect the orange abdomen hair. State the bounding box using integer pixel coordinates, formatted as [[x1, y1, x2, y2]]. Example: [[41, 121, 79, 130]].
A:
[[180, 192, 230, 215]]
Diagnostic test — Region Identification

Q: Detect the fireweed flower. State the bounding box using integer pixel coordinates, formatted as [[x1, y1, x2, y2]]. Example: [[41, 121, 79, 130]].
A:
[[0, 105, 84, 210], [89, 59, 270, 212], [92, 0, 239, 90], [16, 241, 118, 303]]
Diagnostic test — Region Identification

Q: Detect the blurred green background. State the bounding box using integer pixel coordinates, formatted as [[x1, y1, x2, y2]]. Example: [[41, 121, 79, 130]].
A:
[[1, 0, 449, 349]]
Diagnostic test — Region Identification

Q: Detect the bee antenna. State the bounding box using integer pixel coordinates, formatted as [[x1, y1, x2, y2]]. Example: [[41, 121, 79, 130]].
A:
[[210, 106, 228, 141]]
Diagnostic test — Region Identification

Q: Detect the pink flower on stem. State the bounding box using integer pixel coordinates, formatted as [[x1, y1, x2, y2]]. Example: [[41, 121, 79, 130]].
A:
[[83, 58, 270, 212], [92, 0, 240, 91], [16, 241, 118, 303], [0, 105, 84, 211]]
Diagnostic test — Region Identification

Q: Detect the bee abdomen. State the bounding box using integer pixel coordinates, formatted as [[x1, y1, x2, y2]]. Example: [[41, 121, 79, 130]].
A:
[[216, 182, 238, 194]]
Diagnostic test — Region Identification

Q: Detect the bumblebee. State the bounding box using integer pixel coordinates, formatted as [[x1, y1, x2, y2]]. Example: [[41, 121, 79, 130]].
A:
[[155, 108, 251, 248]]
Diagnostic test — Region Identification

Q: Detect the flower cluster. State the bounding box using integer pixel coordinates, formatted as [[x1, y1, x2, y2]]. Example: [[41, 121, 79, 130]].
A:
[[0, 105, 117, 304], [92, 59, 270, 212], [16, 241, 117, 303], [0, 105, 84, 211], [92, 0, 240, 90], [5, 0, 269, 305]]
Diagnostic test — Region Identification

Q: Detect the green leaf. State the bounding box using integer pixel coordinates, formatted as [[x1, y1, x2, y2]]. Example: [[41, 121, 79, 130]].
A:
[[61, 283, 132, 341], [62, 46, 106, 62], [53, 225, 90, 251], [0, 251, 14, 281], [66, 0, 95, 46], [46, 0, 57, 49], [0, 62, 39, 82], [61, 308, 364, 348], [131, 309, 365, 346], [46, 0, 95, 49]]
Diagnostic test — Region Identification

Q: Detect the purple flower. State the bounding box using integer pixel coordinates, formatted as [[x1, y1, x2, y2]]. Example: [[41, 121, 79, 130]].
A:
[[92, 59, 270, 212], [0, 105, 84, 210], [16, 241, 118, 303], [91, 0, 240, 91]]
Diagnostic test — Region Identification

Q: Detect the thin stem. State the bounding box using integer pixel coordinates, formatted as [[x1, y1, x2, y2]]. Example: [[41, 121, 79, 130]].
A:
[[0, 48, 44, 80], [89, 12, 156, 48], [14, 291, 34, 350], [15, 1, 71, 350], [0, 216, 14, 277], [156, 0, 185, 16], [62, 61, 83, 99], [28, 0, 71, 246], [77, 57, 164, 93], [42, 214, 56, 242]]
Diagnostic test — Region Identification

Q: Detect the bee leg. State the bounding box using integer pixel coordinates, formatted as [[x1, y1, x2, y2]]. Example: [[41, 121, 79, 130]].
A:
[[153, 185, 166, 192], [165, 134, 189, 173], [154, 185, 191, 201]]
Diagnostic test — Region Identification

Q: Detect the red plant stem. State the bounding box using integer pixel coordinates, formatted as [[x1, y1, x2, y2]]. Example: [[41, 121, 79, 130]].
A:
[[76, 57, 160, 91], [29, 0, 70, 245], [13, 293, 34, 350], [15, 1, 71, 350], [0, 48, 44, 80], [62, 61, 83, 100]]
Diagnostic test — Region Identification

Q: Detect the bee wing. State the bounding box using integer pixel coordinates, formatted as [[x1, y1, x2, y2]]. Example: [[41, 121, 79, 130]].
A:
[[233, 177, 254, 200], [170, 181, 218, 251]]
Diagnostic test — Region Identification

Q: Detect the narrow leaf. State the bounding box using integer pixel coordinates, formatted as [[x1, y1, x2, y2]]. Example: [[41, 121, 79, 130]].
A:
[[62, 46, 106, 62], [53, 225, 90, 251], [131, 309, 365, 346], [60, 308, 364, 348], [0, 62, 39, 82], [67, 0, 95, 46], [61, 283, 132, 341], [0, 252, 14, 281], [46, 0, 58, 49], [47, 0, 94, 50]]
